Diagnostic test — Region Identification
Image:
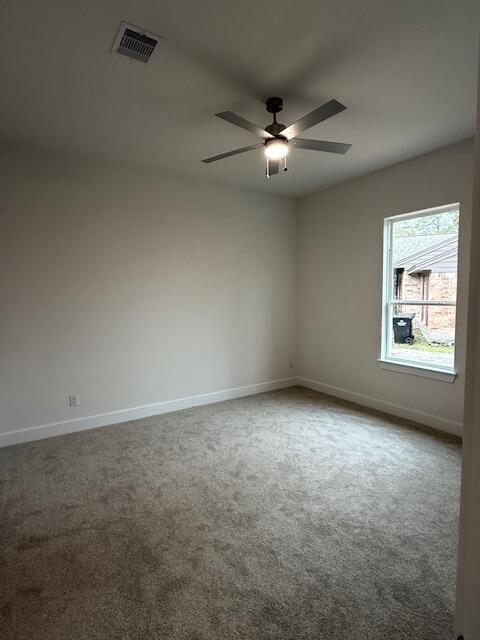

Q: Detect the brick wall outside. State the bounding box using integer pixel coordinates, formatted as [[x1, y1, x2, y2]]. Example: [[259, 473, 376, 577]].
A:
[[400, 271, 456, 339], [402, 275, 422, 301], [427, 273, 456, 332]]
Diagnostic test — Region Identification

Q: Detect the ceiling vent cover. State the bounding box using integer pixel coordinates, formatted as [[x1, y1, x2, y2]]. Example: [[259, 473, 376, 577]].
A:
[[112, 22, 162, 63]]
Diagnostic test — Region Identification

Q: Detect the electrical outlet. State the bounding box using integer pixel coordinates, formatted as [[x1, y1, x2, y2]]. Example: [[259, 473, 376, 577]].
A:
[[69, 394, 80, 407]]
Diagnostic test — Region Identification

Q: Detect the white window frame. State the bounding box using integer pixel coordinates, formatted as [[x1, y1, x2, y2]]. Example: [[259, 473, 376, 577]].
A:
[[379, 202, 459, 383]]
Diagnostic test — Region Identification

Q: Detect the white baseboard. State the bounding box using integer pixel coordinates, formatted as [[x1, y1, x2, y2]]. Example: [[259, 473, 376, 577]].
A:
[[297, 376, 462, 437], [0, 378, 297, 448], [1, 375, 461, 447]]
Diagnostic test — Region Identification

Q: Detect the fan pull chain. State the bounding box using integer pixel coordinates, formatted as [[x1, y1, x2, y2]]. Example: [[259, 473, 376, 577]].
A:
[[265, 157, 270, 180]]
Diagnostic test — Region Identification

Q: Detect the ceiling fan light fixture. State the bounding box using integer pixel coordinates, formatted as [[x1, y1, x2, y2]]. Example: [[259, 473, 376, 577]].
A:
[[264, 137, 289, 160]]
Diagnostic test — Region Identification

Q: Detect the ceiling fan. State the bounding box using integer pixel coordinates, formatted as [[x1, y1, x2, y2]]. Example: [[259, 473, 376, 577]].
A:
[[202, 97, 351, 178]]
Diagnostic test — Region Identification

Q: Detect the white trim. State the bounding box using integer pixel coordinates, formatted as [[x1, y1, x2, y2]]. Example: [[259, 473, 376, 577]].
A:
[[378, 358, 456, 382], [387, 300, 456, 306], [297, 376, 462, 437], [1, 374, 462, 447], [381, 217, 394, 359], [384, 202, 460, 223], [0, 378, 296, 448]]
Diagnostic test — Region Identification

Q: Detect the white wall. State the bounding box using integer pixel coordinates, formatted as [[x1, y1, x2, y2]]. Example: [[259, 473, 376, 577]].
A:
[[0, 147, 297, 441], [455, 69, 479, 638], [297, 139, 474, 435], [1, 139, 474, 445]]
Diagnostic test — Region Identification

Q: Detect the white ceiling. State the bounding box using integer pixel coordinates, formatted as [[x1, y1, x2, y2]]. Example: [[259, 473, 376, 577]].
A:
[[1, 0, 478, 196]]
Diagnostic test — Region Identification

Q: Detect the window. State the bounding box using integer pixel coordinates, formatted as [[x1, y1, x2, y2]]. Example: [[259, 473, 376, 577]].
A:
[[380, 203, 459, 380]]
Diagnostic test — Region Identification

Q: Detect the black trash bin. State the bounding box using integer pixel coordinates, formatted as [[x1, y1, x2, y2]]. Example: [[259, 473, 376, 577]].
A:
[[392, 313, 415, 344]]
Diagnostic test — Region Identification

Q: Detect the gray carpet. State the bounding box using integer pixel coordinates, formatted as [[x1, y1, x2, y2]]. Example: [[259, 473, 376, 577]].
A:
[[0, 387, 461, 639]]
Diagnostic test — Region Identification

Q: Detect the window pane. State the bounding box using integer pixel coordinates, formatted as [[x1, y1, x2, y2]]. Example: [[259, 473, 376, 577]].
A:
[[390, 303, 455, 370], [392, 207, 459, 305]]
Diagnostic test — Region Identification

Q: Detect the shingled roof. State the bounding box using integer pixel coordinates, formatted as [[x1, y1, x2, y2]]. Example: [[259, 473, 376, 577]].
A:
[[394, 234, 457, 274]]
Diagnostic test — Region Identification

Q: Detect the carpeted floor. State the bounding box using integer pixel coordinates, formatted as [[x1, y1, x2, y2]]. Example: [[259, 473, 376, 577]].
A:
[[0, 387, 461, 639]]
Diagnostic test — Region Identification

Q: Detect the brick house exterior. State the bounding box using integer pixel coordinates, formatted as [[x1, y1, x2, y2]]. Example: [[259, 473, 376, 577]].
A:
[[394, 234, 457, 344]]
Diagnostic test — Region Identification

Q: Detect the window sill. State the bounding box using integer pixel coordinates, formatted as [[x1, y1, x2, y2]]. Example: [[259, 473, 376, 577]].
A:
[[378, 358, 457, 383]]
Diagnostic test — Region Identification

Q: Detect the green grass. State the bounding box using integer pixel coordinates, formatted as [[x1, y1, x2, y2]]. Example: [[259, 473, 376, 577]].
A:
[[395, 331, 454, 354]]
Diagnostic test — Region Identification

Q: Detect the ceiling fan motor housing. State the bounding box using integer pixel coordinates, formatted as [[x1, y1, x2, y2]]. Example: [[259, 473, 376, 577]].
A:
[[265, 122, 286, 136]]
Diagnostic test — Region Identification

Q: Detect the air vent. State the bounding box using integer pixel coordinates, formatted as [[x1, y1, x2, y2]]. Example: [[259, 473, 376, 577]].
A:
[[112, 22, 162, 63]]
